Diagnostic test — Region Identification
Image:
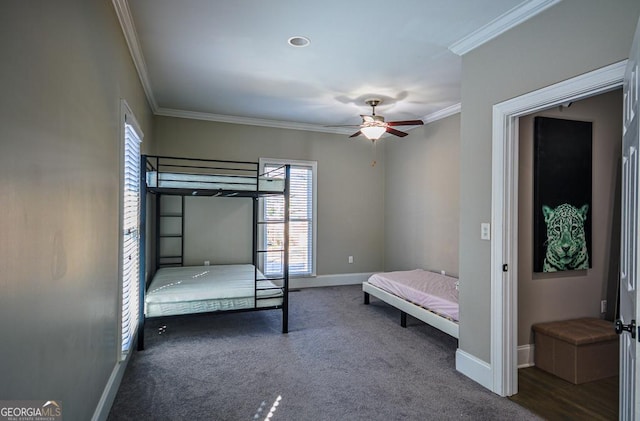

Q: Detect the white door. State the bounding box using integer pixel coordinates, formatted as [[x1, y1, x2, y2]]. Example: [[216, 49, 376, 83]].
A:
[[619, 17, 640, 421]]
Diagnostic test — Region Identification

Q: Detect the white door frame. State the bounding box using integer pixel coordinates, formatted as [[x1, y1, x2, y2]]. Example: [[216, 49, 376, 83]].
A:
[[491, 60, 627, 396]]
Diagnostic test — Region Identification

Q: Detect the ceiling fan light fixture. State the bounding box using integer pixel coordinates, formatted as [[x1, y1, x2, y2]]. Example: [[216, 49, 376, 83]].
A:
[[361, 126, 386, 140]]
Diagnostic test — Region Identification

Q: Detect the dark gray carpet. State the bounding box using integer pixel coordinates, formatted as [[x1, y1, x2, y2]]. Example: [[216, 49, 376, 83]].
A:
[[108, 285, 540, 421]]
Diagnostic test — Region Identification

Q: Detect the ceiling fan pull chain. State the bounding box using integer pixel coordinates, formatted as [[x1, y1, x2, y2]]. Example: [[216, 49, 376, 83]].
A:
[[371, 140, 377, 167]]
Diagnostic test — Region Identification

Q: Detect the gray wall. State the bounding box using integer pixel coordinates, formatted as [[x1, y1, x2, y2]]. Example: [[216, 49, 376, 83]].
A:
[[152, 116, 385, 275], [157, 195, 254, 266], [0, 1, 152, 419], [184, 197, 254, 265], [459, 0, 640, 362], [517, 90, 622, 345], [384, 113, 460, 275]]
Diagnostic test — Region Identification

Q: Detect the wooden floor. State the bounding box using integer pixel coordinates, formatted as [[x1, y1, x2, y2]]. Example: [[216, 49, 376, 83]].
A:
[[508, 367, 618, 420]]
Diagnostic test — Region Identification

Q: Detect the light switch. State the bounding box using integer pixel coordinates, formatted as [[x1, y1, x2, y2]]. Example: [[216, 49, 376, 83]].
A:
[[481, 223, 491, 240]]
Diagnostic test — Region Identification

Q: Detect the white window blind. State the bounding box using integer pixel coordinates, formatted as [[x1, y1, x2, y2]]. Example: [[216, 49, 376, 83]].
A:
[[263, 161, 316, 277], [121, 113, 142, 358]]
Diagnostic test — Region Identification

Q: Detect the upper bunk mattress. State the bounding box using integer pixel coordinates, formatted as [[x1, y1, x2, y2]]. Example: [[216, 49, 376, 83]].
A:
[[145, 264, 283, 317], [146, 171, 284, 192], [367, 269, 459, 322]]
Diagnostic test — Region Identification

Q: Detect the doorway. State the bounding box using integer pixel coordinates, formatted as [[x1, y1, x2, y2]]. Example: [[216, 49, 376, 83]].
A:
[[516, 90, 622, 366], [490, 60, 627, 397], [508, 90, 622, 419]]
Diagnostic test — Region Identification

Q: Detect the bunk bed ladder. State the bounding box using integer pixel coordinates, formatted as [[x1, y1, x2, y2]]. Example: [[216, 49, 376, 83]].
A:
[[254, 164, 290, 334], [156, 195, 185, 269]]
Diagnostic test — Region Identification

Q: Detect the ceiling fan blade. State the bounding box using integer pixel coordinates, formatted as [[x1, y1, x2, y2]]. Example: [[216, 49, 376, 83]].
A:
[[386, 127, 408, 137], [386, 120, 424, 127], [349, 130, 362, 138]]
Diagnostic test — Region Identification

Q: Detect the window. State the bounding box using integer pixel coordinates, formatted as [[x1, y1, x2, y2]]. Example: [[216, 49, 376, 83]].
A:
[[261, 159, 316, 277], [120, 100, 142, 359]]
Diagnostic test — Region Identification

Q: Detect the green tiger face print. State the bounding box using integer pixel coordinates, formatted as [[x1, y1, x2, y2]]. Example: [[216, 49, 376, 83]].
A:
[[542, 203, 589, 272]]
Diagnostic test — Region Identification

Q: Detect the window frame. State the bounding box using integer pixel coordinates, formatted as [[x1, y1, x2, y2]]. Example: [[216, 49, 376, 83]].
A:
[[260, 158, 317, 277]]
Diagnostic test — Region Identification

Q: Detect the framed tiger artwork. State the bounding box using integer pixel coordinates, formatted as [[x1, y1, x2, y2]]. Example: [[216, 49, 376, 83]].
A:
[[533, 116, 593, 273]]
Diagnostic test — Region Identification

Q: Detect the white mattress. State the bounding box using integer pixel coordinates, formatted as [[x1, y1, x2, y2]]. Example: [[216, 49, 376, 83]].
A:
[[146, 171, 284, 192], [145, 264, 284, 317], [367, 269, 459, 322]]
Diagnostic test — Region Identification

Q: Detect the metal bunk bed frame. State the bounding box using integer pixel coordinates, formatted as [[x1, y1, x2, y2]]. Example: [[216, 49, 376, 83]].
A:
[[137, 155, 290, 350]]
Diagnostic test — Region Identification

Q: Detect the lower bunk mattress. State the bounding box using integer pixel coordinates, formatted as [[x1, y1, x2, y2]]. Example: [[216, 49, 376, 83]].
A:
[[366, 269, 459, 322], [145, 264, 283, 318]]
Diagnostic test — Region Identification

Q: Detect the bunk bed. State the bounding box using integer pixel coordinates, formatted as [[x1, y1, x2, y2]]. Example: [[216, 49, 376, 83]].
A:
[[363, 269, 459, 338], [137, 155, 290, 350]]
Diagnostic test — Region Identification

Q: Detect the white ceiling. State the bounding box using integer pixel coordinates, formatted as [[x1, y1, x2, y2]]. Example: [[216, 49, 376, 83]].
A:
[[117, 0, 559, 134]]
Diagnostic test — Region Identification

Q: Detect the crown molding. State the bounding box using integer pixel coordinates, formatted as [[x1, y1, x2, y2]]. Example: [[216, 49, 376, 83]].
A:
[[422, 103, 461, 124], [155, 107, 353, 135], [112, 0, 158, 112], [448, 0, 561, 56], [157, 104, 461, 136]]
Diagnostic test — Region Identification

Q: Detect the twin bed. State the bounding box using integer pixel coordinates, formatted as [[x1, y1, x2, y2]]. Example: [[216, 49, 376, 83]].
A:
[[138, 155, 290, 350], [145, 264, 284, 318], [363, 269, 459, 338]]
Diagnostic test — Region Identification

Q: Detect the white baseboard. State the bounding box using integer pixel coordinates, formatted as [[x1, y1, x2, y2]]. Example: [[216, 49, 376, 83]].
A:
[[518, 344, 535, 368], [455, 349, 493, 391], [291, 272, 372, 289], [91, 351, 133, 421]]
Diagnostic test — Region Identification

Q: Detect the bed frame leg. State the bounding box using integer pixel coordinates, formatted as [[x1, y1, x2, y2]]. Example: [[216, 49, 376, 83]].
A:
[[137, 318, 145, 351], [364, 292, 370, 305], [282, 306, 288, 334], [401, 312, 407, 328]]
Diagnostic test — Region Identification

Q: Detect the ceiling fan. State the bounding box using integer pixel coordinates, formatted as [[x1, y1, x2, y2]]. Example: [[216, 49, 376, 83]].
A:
[[339, 99, 424, 141]]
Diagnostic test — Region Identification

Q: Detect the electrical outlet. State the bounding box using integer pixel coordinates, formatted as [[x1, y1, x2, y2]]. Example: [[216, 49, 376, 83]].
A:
[[601, 300, 607, 313], [441, 270, 446, 275], [348, 256, 354, 264], [204, 260, 210, 266]]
